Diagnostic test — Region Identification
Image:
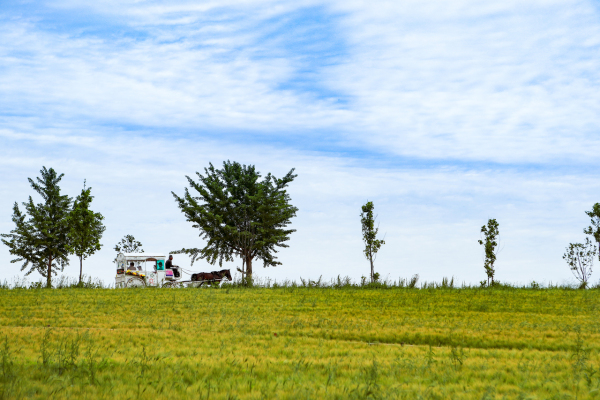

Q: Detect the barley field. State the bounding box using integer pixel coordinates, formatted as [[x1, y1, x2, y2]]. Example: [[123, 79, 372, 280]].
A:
[[0, 285, 599, 399]]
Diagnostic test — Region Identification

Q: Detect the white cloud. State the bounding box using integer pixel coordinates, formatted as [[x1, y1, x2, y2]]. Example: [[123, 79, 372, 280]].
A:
[[1, 0, 600, 286], [325, 0, 600, 162], [2, 0, 598, 164]]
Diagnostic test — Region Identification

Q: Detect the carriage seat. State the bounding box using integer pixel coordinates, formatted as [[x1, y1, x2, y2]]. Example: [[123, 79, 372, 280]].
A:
[[165, 266, 181, 280]]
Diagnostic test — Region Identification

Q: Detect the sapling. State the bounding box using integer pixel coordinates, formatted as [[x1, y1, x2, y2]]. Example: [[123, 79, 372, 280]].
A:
[[478, 219, 500, 286], [360, 201, 385, 283], [114, 235, 144, 254], [67, 183, 105, 285], [563, 238, 596, 289]]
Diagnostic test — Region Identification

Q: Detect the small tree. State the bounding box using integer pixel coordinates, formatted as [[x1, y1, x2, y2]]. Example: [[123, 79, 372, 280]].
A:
[[360, 201, 385, 283], [583, 203, 600, 259], [1, 167, 72, 288], [563, 238, 596, 289], [67, 183, 106, 284], [114, 235, 144, 254], [172, 161, 298, 283], [478, 218, 499, 286]]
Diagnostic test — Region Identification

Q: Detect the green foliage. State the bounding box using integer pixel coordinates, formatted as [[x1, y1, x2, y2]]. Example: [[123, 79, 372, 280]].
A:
[[478, 218, 499, 285], [563, 238, 596, 288], [67, 183, 106, 284], [360, 201, 385, 283], [584, 203, 600, 260], [172, 161, 298, 281], [1, 167, 71, 288], [113, 234, 144, 254]]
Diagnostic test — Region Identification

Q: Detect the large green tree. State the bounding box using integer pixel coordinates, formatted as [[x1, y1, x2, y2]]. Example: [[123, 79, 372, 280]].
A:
[[172, 161, 298, 282], [360, 201, 385, 283], [67, 183, 106, 284], [1, 167, 72, 288]]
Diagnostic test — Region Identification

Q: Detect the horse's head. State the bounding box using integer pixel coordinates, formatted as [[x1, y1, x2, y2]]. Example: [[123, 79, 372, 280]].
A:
[[223, 269, 232, 281]]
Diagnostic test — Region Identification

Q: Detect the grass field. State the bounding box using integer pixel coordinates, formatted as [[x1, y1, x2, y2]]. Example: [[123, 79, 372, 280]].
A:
[[0, 285, 599, 399]]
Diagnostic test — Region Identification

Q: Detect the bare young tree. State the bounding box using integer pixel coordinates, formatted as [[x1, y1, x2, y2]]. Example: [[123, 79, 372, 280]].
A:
[[563, 238, 596, 289]]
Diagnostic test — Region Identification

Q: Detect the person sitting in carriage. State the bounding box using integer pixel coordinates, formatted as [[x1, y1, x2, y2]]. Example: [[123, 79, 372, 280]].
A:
[[127, 261, 143, 272], [165, 255, 181, 278]]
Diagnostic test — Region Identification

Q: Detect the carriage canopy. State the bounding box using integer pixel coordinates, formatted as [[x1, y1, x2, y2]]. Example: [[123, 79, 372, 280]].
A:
[[115, 253, 167, 271]]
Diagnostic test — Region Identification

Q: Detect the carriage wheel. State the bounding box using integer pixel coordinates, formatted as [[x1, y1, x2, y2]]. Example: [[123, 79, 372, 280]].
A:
[[126, 277, 146, 288], [162, 281, 183, 288]]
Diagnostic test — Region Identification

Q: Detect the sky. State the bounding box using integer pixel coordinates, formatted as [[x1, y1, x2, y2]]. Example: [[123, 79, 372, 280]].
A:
[[1, 0, 600, 286]]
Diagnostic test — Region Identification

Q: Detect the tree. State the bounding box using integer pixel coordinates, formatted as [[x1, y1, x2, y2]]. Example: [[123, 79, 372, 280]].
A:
[[360, 201, 385, 283], [583, 203, 600, 259], [114, 235, 144, 254], [478, 218, 499, 286], [67, 182, 106, 284], [1, 167, 72, 288], [563, 238, 596, 289], [172, 161, 298, 283]]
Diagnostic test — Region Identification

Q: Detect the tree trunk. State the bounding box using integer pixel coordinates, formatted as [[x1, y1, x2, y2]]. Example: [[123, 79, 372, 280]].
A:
[[46, 257, 53, 288], [79, 256, 83, 285], [246, 254, 253, 285], [370, 257, 374, 283]]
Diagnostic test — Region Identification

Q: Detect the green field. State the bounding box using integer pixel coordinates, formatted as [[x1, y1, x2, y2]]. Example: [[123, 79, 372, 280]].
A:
[[0, 286, 599, 399]]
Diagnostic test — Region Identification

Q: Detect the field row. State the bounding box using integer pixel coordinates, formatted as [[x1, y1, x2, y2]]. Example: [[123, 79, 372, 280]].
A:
[[0, 287, 598, 399]]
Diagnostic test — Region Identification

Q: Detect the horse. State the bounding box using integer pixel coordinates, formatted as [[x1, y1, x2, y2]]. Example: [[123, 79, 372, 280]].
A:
[[191, 269, 232, 286], [212, 269, 232, 281]]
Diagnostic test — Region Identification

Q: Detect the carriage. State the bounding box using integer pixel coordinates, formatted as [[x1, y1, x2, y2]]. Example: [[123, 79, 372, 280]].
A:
[[115, 253, 180, 288], [114, 252, 231, 288]]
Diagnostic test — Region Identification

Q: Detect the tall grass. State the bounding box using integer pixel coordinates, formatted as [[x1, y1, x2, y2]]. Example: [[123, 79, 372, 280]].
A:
[[0, 284, 598, 398], [1, 272, 597, 291], [0, 275, 109, 290]]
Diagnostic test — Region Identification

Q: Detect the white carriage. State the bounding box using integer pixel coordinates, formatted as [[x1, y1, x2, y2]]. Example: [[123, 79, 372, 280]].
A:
[[115, 253, 182, 288]]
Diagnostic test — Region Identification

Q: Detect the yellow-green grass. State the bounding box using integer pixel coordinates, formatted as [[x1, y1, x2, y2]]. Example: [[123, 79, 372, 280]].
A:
[[0, 287, 599, 399]]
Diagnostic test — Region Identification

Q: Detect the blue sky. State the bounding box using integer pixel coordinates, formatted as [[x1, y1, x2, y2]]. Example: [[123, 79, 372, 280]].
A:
[[1, 0, 600, 286]]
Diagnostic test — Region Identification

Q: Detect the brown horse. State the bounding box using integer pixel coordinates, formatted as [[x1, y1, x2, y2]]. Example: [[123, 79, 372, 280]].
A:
[[191, 269, 232, 285], [213, 269, 232, 281]]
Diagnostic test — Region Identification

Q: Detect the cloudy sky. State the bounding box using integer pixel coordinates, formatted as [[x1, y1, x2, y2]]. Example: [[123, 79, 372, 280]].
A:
[[1, 0, 600, 286]]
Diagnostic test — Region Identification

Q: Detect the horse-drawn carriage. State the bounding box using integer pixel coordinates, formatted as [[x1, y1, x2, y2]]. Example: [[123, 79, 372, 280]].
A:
[[114, 253, 231, 288]]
